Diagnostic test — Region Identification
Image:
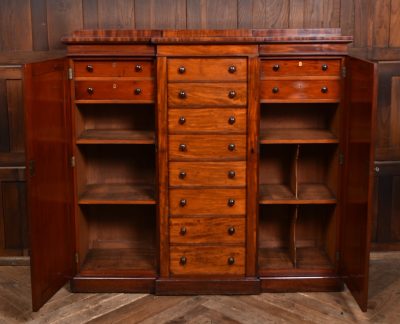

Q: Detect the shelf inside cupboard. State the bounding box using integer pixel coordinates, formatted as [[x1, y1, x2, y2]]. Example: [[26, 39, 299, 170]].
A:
[[77, 130, 155, 144], [260, 129, 338, 144]]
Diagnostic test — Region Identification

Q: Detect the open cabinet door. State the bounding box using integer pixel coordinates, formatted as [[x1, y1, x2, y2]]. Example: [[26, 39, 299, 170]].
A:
[[340, 57, 377, 311], [24, 59, 74, 311]]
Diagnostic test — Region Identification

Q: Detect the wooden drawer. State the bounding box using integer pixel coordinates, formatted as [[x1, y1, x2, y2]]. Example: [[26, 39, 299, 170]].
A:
[[167, 83, 247, 107], [260, 80, 340, 101], [168, 58, 247, 81], [169, 217, 245, 244], [170, 246, 245, 276], [169, 188, 246, 216], [75, 80, 154, 101], [261, 59, 341, 78], [169, 135, 246, 161], [169, 161, 246, 187], [74, 60, 154, 78], [168, 108, 247, 134]]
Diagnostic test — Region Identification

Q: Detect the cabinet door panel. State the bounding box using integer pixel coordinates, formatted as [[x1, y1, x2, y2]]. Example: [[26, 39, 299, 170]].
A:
[[340, 57, 377, 312], [25, 59, 74, 311]]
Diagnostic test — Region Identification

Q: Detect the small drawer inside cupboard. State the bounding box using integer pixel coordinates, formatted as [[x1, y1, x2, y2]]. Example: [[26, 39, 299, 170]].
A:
[[170, 246, 245, 276], [168, 108, 247, 134], [260, 80, 340, 101], [261, 59, 341, 77], [169, 217, 245, 244], [168, 58, 247, 81], [75, 80, 154, 101], [74, 61, 154, 78], [169, 188, 246, 216]]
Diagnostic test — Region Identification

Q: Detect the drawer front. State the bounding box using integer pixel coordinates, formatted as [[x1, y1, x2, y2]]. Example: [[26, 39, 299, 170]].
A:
[[168, 83, 247, 107], [170, 246, 245, 276], [261, 59, 341, 77], [169, 161, 246, 187], [169, 188, 246, 216], [168, 58, 247, 81], [74, 60, 154, 78], [260, 80, 340, 101], [75, 80, 154, 101], [169, 135, 246, 161], [169, 217, 245, 244], [168, 108, 247, 134]]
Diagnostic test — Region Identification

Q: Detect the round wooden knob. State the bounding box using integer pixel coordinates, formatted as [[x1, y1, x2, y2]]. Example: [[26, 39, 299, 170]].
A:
[[228, 170, 236, 179], [180, 199, 187, 207], [227, 199, 235, 207], [272, 64, 280, 72], [179, 144, 187, 152], [228, 90, 236, 99], [179, 90, 187, 99], [228, 227, 235, 235], [178, 66, 186, 74], [322, 64, 328, 71], [87, 87, 94, 95], [134, 88, 142, 95], [228, 65, 237, 73], [180, 226, 187, 235], [135, 64, 143, 72], [179, 171, 186, 179], [179, 116, 186, 125], [180, 256, 187, 265], [272, 87, 279, 94], [228, 116, 236, 125], [228, 143, 236, 151], [321, 86, 328, 93], [86, 65, 94, 73], [227, 257, 235, 265]]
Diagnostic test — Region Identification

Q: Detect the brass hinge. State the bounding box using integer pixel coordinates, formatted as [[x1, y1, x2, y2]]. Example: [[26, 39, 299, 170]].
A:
[[336, 251, 340, 262], [70, 156, 76, 168], [341, 66, 347, 78], [339, 153, 344, 165], [28, 160, 35, 177], [75, 252, 79, 264], [68, 67, 73, 80]]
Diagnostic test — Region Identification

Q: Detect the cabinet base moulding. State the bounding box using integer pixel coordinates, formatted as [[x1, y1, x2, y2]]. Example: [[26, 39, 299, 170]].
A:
[[260, 276, 344, 292], [70, 276, 156, 293]]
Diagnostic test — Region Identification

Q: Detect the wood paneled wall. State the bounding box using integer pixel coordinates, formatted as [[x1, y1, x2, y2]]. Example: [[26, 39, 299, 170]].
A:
[[0, 0, 399, 60]]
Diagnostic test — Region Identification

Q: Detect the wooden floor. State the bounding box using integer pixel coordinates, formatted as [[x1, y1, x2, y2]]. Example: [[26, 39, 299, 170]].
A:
[[0, 252, 399, 323]]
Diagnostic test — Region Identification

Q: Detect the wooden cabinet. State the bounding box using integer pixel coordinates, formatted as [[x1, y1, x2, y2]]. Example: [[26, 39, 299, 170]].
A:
[[24, 29, 377, 312]]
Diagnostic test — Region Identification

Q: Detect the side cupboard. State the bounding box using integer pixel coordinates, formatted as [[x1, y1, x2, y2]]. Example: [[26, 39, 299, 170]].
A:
[[24, 29, 377, 311]]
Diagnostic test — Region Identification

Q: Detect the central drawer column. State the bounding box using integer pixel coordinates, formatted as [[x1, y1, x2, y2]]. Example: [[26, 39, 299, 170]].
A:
[[156, 45, 259, 293]]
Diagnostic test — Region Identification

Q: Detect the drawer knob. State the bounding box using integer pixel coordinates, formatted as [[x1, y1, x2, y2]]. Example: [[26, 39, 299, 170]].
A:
[[135, 64, 143, 72], [272, 87, 279, 94], [179, 90, 187, 99], [228, 227, 236, 235], [179, 171, 186, 179], [228, 116, 236, 125], [180, 256, 187, 265], [272, 64, 280, 72], [228, 90, 236, 99], [322, 64, 328, 71], [134, 88, 142, 95], [228, 170, 236, 179], [180, 226, 187, 235], [228, 198, 235, 207], [228, 65, 237, 73], [228, 257, 235, 265], [228, 143, 236, 151], [86, 65, 94, 73], [180, 199, 187, 207], [178, 66, 186, 74], [179, 116, 186, 125], [87, 87, 94, 95], [179, 143, 187, 152], [321, 86, 328, 94]]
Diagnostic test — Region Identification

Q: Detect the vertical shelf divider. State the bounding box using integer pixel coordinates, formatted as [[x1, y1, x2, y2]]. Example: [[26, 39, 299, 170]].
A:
[[289, 205, 299, 268]]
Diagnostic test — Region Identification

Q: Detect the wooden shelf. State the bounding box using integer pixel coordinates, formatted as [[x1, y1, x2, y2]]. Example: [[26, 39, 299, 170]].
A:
[[79, 184, 156, 204], [259, 184, 336, 204], [77, 130, 155, 144], [79, 248, 156, 277], [260, 129, 338, 144]]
